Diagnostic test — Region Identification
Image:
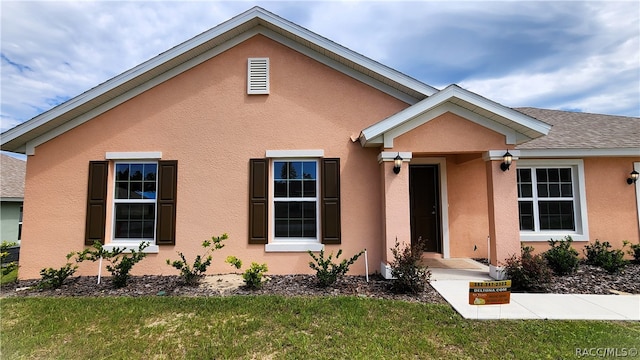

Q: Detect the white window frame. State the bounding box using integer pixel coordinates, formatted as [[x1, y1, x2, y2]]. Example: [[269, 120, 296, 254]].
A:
[[517, 159, 589, 242], [109, 160, 159, 252], [265, 150, 324, 252]]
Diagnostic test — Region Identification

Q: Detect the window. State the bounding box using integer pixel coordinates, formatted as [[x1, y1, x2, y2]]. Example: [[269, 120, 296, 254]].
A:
[[18, 206, 23, 241], [517, 160, 588, 241], [273, 160, 318, 239], [113, 162, 157, 240]]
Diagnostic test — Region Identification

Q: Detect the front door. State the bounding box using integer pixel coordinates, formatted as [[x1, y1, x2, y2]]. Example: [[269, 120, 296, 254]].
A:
[[409, 165, 441, 252]]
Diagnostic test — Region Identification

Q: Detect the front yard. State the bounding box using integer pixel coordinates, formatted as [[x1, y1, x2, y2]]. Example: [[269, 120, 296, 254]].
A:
[[2, 296, 639, 359]]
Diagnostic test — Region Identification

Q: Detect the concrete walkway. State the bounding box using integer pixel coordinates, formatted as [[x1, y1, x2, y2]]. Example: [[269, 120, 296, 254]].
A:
[[428, 260, 640, 321]]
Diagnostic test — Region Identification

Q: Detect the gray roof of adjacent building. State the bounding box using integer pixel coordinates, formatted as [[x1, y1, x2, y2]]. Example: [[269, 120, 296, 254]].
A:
[[0, 154, 26, 199], [515, 107, 640, 150]]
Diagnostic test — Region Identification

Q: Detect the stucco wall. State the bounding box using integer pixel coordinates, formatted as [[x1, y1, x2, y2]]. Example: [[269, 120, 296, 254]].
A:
[[523, 157, 640, 257], [19, 35, 409, 279]]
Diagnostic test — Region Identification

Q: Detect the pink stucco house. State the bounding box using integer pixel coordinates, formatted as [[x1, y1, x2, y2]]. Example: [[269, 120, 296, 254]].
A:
[[2, 7, 639, 280]]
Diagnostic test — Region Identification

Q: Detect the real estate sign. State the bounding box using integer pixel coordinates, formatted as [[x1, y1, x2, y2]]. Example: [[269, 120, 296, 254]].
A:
[[469, 280, 511, 305]]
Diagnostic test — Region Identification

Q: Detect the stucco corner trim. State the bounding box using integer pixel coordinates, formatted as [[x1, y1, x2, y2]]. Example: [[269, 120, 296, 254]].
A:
[[266, 150, 324, 158], [377, 151, 413, 164], [265, 242, 324, 252], [106, 152, 162, 160]]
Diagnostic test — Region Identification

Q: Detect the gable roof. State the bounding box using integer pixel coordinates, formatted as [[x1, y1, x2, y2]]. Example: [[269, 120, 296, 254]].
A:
[[515, 107, 640, 157], [0, 154, 26, 200], [0, 6, 437, 155], [358, 84, 552, 148]]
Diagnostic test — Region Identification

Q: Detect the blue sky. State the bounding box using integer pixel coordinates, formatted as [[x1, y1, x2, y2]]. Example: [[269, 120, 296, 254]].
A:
[[1, 1, 639, 135]]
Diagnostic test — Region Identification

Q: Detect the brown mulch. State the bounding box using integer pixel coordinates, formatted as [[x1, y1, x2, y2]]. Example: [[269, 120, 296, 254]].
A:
[[2, 263, 638, 302]]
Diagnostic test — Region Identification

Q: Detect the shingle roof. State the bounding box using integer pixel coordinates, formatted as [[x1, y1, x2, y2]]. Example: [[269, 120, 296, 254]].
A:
[[515, 107, 640, 150], [0, 154, 26, 199]]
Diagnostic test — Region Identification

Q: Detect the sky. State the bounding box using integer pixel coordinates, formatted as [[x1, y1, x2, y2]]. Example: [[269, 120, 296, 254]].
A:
[[1, 0, 639, 136]]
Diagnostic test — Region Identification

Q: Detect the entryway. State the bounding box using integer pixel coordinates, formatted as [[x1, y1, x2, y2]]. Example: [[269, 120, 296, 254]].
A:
[[409, 165, 442, 253]]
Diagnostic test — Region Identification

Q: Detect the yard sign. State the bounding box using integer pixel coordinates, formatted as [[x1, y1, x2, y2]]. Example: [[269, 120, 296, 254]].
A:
[[469, 280, 511, 305]]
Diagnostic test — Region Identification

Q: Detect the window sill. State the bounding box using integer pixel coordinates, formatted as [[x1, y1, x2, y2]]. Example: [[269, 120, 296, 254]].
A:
[[265, 242, 324, 252], [520, 233, 588, 242], [102, 243, 159, 253]]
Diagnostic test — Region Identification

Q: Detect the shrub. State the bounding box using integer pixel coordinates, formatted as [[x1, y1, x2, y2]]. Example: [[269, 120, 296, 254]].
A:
[[389, 239, 430, 294], [308, 249, 364, 287], [226, 256, 269, 289], [38, 252, 79, 289], [79, 241, 149, 288], [583, 239, 627, 273], [503, 246, 551, 292], [167, 233, 228, 285], [0, 241, 19, 277], [543, 236, 579, 275], [623, 241, 640, 264]]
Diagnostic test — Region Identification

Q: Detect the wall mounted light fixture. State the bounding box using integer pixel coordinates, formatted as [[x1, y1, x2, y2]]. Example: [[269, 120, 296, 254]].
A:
[[500, 150, 513, 171], [393, 153, 403, 174], [627, 170, 639, 185]]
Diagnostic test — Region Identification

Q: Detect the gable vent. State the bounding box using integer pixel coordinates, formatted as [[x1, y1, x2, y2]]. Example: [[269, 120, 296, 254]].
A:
[[247, 58, 270, 95]]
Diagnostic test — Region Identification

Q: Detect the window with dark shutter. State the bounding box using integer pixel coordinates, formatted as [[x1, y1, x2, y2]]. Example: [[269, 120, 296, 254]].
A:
[[249, 158, 268, 244], [321, 158, 341, 244], [156, 160, 178, 245], [85, 161, 109, 245]]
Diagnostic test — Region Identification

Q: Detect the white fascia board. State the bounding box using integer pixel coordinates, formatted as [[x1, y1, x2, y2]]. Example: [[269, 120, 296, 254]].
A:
[[0, 197, 24, 202], [519, 148, 640, 158], [360, 85, 551, 147], [259, 28, 423, 104]]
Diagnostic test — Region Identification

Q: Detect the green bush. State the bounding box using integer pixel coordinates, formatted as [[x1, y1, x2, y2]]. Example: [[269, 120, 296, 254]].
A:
[[38, 252, 80, 289], [543, 236, 579, 275], [308, 249, 364, 287], [583, 239, 627, 273], [503, 246, 551, 292], [1, 241, 19, 277], [624, 241, 640, 264], [79, 241, 149, 288], [389, 239, 430, 294], [226, 256, 269, 289], [167, 233, 227, 285]]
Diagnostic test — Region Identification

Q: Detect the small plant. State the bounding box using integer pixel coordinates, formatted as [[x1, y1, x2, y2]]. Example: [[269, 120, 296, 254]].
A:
[[583, 239, 627, 273], [308, 249, 364, 287], [503, 245, 551, 292], [1, 241, 19, 277], [38, 252, 79, 289], [623, 241, 640, 264], [226, 256, 268, 289], [79, 241, 149, 288], [389, 238, 430, 294], [167, 233, 228, 285], [543, 236, 579, 275]]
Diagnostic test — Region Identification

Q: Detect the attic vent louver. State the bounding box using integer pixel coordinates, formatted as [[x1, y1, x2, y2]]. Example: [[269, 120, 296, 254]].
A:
[[247, 58, 270, 95]]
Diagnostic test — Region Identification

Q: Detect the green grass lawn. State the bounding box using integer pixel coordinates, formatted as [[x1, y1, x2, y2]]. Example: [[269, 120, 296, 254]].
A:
[[1, 296, 638, 359]]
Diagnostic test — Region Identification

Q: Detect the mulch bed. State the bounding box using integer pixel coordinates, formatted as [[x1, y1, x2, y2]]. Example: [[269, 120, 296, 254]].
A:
[[2, 263, 638, 302]]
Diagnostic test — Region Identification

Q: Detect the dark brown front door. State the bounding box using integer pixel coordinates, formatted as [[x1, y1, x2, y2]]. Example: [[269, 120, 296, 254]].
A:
[[409, 165, 441, 252]]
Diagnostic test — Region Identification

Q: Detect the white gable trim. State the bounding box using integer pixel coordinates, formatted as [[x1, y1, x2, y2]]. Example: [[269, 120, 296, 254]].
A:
[[359, 85, 551, 148], [518, 148, 640, 158]]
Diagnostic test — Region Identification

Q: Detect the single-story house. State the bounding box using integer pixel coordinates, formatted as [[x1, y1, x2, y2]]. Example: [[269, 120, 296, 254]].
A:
[[1, 7, 638, 280], [0, 153, 25, 245]]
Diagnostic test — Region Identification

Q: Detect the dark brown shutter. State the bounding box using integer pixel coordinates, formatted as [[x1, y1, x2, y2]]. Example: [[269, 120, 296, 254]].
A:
[[322, 158, 341, 244], [249, 158, 268, 244], [85, 161, 108, 245], [156, 160, 178, 245]]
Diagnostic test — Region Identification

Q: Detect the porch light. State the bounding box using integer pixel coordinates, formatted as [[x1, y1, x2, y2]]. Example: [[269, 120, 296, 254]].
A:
[[628, 170, 639, 185], [500, 150, 513, 171], [393, 153, 403, 174]]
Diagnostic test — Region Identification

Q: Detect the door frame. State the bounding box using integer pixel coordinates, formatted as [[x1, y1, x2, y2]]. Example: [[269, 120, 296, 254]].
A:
[[409, 157, 450, 258]]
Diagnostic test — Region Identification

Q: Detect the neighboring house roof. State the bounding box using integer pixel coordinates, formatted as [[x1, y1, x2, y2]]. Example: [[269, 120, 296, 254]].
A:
[[358, 84, 551, 147], [0, 154, 26, 201], [0, 6, 437, 155], [516, 107, 640, 157]]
